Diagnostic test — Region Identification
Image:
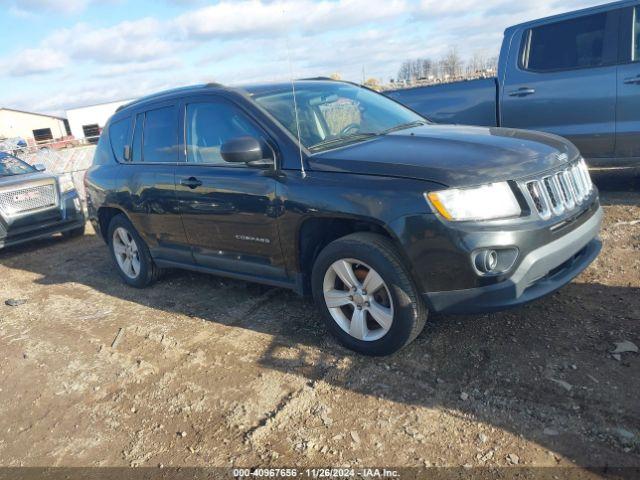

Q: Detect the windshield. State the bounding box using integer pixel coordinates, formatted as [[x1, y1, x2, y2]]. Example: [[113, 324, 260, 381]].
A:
[[0, 155, 36, 177], [252, 82, 426, 151]]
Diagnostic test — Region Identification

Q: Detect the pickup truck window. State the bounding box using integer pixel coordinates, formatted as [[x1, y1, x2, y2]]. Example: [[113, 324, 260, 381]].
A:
[[634, 7, 640, 61], [185, 101, 263, 165], [109, 117, 130, 163], [523, 12, 613, 72], [253, 82, 424, 151]]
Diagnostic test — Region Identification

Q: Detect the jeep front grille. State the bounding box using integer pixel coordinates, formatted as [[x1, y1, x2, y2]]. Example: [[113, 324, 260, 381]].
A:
[[0, 182, 58, 216], [522, 159, 593, 220]]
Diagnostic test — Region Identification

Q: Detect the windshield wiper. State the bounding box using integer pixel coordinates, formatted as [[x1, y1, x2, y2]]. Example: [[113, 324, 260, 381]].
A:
[[380, 120, 426, 135], [309, 132, 378, 151]]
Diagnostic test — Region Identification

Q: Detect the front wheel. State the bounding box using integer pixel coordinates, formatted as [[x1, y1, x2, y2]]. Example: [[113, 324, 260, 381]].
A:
[[107, 215, 160, 288], [312, 232, 428, 356]]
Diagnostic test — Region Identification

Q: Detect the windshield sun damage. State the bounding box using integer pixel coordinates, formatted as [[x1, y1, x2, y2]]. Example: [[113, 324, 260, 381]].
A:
[[253, 83, 426, 152], [0, 155, 36, 177]]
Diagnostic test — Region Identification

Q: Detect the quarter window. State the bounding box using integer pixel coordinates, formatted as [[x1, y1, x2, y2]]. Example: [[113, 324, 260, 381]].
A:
[[131, 113, 144, 162], [185, 101, 263, 164], [523, 12, 612, 72], [109, 117, 130, 163]]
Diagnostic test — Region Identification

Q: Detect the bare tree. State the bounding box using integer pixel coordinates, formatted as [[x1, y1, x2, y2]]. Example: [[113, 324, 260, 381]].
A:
[[440, 46, 463, 78], [466, 52, 487, 76], [397, 57, 435, 83]]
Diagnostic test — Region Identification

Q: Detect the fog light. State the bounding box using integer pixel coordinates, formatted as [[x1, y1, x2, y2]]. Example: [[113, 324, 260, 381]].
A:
[[472, 247, 518, 276], [475, 249, 498, 273]]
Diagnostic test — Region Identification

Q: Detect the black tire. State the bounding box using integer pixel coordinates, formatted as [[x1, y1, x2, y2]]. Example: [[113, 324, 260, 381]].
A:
[[311, 232, 428, 356], [107, 214, 160, 288], [63, 224, 86, 239]]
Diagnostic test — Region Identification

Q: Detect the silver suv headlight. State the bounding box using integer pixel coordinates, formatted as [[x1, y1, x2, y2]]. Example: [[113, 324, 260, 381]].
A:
[[425, 182, 521, 222], [58, 173, 76, 193]]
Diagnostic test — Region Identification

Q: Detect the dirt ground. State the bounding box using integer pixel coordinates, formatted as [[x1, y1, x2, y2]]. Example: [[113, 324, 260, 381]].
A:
[[0, 174, 638, 476]]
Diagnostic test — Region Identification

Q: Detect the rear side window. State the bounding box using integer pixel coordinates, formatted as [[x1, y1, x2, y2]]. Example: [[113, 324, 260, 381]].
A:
[[522, 12, 613, 72], [142, 106, 178, 163], [109, 117, 130, 162]]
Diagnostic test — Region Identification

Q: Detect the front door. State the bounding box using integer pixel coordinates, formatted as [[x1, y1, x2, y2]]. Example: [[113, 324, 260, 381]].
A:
[[501, 9, 619, 160], [616, 5, 640, 160], [174, 96, 286, 281]]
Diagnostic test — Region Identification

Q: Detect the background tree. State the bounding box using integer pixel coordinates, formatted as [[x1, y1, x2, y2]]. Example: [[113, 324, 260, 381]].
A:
[[363, 77, 382, 91], [440, 46, 463, 78]]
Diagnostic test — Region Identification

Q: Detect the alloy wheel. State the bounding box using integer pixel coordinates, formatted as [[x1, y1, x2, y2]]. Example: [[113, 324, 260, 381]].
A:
[[322, 258, 394, 342], [112, 227, 141, 279]]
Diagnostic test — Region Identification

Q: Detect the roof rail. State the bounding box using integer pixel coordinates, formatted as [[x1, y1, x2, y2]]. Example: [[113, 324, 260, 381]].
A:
[[115, 83, 226, 113], [298, 76, 336, 81]]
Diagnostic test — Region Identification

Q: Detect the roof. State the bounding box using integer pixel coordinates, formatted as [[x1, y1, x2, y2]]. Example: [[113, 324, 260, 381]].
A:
[[116, 84, 225, 112], [509, 0, 636, 30], [114, 79, 345, 114], [0, 107, 66, 120]]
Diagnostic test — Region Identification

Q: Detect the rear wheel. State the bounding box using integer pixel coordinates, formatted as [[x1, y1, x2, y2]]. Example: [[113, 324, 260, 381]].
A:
[[312, 232, 427, 356], [107, 215, 160, 288]]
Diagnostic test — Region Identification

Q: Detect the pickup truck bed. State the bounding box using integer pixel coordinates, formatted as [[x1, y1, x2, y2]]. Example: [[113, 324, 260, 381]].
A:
[[386, 78, 497, 127]]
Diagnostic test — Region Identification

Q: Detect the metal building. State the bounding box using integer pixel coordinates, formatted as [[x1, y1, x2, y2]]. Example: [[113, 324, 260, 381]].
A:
[[0, 108, 70, 144], [66, 99, 134, 142]]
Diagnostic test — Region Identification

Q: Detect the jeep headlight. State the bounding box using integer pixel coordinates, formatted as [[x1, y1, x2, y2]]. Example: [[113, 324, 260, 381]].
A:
[[426, 182, 521, 221], [58, 174, 76, 193]]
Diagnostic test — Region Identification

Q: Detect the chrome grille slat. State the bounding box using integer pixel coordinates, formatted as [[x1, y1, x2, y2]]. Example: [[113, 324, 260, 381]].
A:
[[521, 158, 593, 220], [546, 175, 564, 215], [0, 183, 57, 216]]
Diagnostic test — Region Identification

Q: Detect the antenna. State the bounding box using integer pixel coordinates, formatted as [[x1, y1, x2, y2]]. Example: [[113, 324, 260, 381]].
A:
[[285, 37, 307, 179]]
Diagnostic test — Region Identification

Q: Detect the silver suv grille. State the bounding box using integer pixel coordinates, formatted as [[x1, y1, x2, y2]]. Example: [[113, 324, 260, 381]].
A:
[[0, 182, 58, 216], [522, 159, 593, 220]]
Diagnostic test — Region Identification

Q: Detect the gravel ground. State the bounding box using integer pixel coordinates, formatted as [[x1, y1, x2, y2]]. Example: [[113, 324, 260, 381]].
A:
[[0, 175, 638, 475]]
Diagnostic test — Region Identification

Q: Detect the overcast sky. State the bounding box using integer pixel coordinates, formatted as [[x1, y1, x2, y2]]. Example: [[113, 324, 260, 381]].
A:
[[0, 0, 604, 116]]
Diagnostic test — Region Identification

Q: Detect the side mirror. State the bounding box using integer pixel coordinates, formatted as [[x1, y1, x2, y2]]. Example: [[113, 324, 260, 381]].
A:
[[220, 136, 273, 167], [34, 163, 46, 172]]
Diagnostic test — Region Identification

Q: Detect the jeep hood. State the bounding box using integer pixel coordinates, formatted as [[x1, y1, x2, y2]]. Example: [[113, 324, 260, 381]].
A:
[[308, 125, 579, 187]]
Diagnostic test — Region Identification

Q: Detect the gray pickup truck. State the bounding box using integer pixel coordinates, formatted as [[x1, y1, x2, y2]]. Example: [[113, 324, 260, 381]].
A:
[[387, 0, 640, 169]]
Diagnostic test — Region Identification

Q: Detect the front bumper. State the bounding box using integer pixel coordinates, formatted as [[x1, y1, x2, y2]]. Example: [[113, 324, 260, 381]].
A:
[[0, 191, 85, 249], [422, 205, 603, 313]]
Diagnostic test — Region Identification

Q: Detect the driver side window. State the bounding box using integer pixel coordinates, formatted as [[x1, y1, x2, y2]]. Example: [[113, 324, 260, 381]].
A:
[[185, 101, 263, 165]]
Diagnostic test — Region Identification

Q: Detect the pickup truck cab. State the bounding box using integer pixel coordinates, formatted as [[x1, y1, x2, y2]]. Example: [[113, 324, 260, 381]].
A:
[[85, 80, 602, 356], [387, 0, 640, 170], [0, 153, 85, 249]]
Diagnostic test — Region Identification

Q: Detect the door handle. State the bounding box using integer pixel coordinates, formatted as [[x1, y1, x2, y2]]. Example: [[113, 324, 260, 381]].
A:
[[180, 177, 203, 189], [508, 87, 536, 97], [623, 76, 640, 85]]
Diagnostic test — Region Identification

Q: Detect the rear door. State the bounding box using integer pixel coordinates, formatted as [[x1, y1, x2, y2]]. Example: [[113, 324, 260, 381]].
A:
[[121, 103, 191, 263], [616, 5, 640, 160], [501, 9, 619, 159], [174, 95, 287, 281]]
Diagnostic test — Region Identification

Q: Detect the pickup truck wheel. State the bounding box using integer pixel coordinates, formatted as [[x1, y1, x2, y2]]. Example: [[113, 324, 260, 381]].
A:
[[107, 215, 160, 288], [312, 232, 427, 356]]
